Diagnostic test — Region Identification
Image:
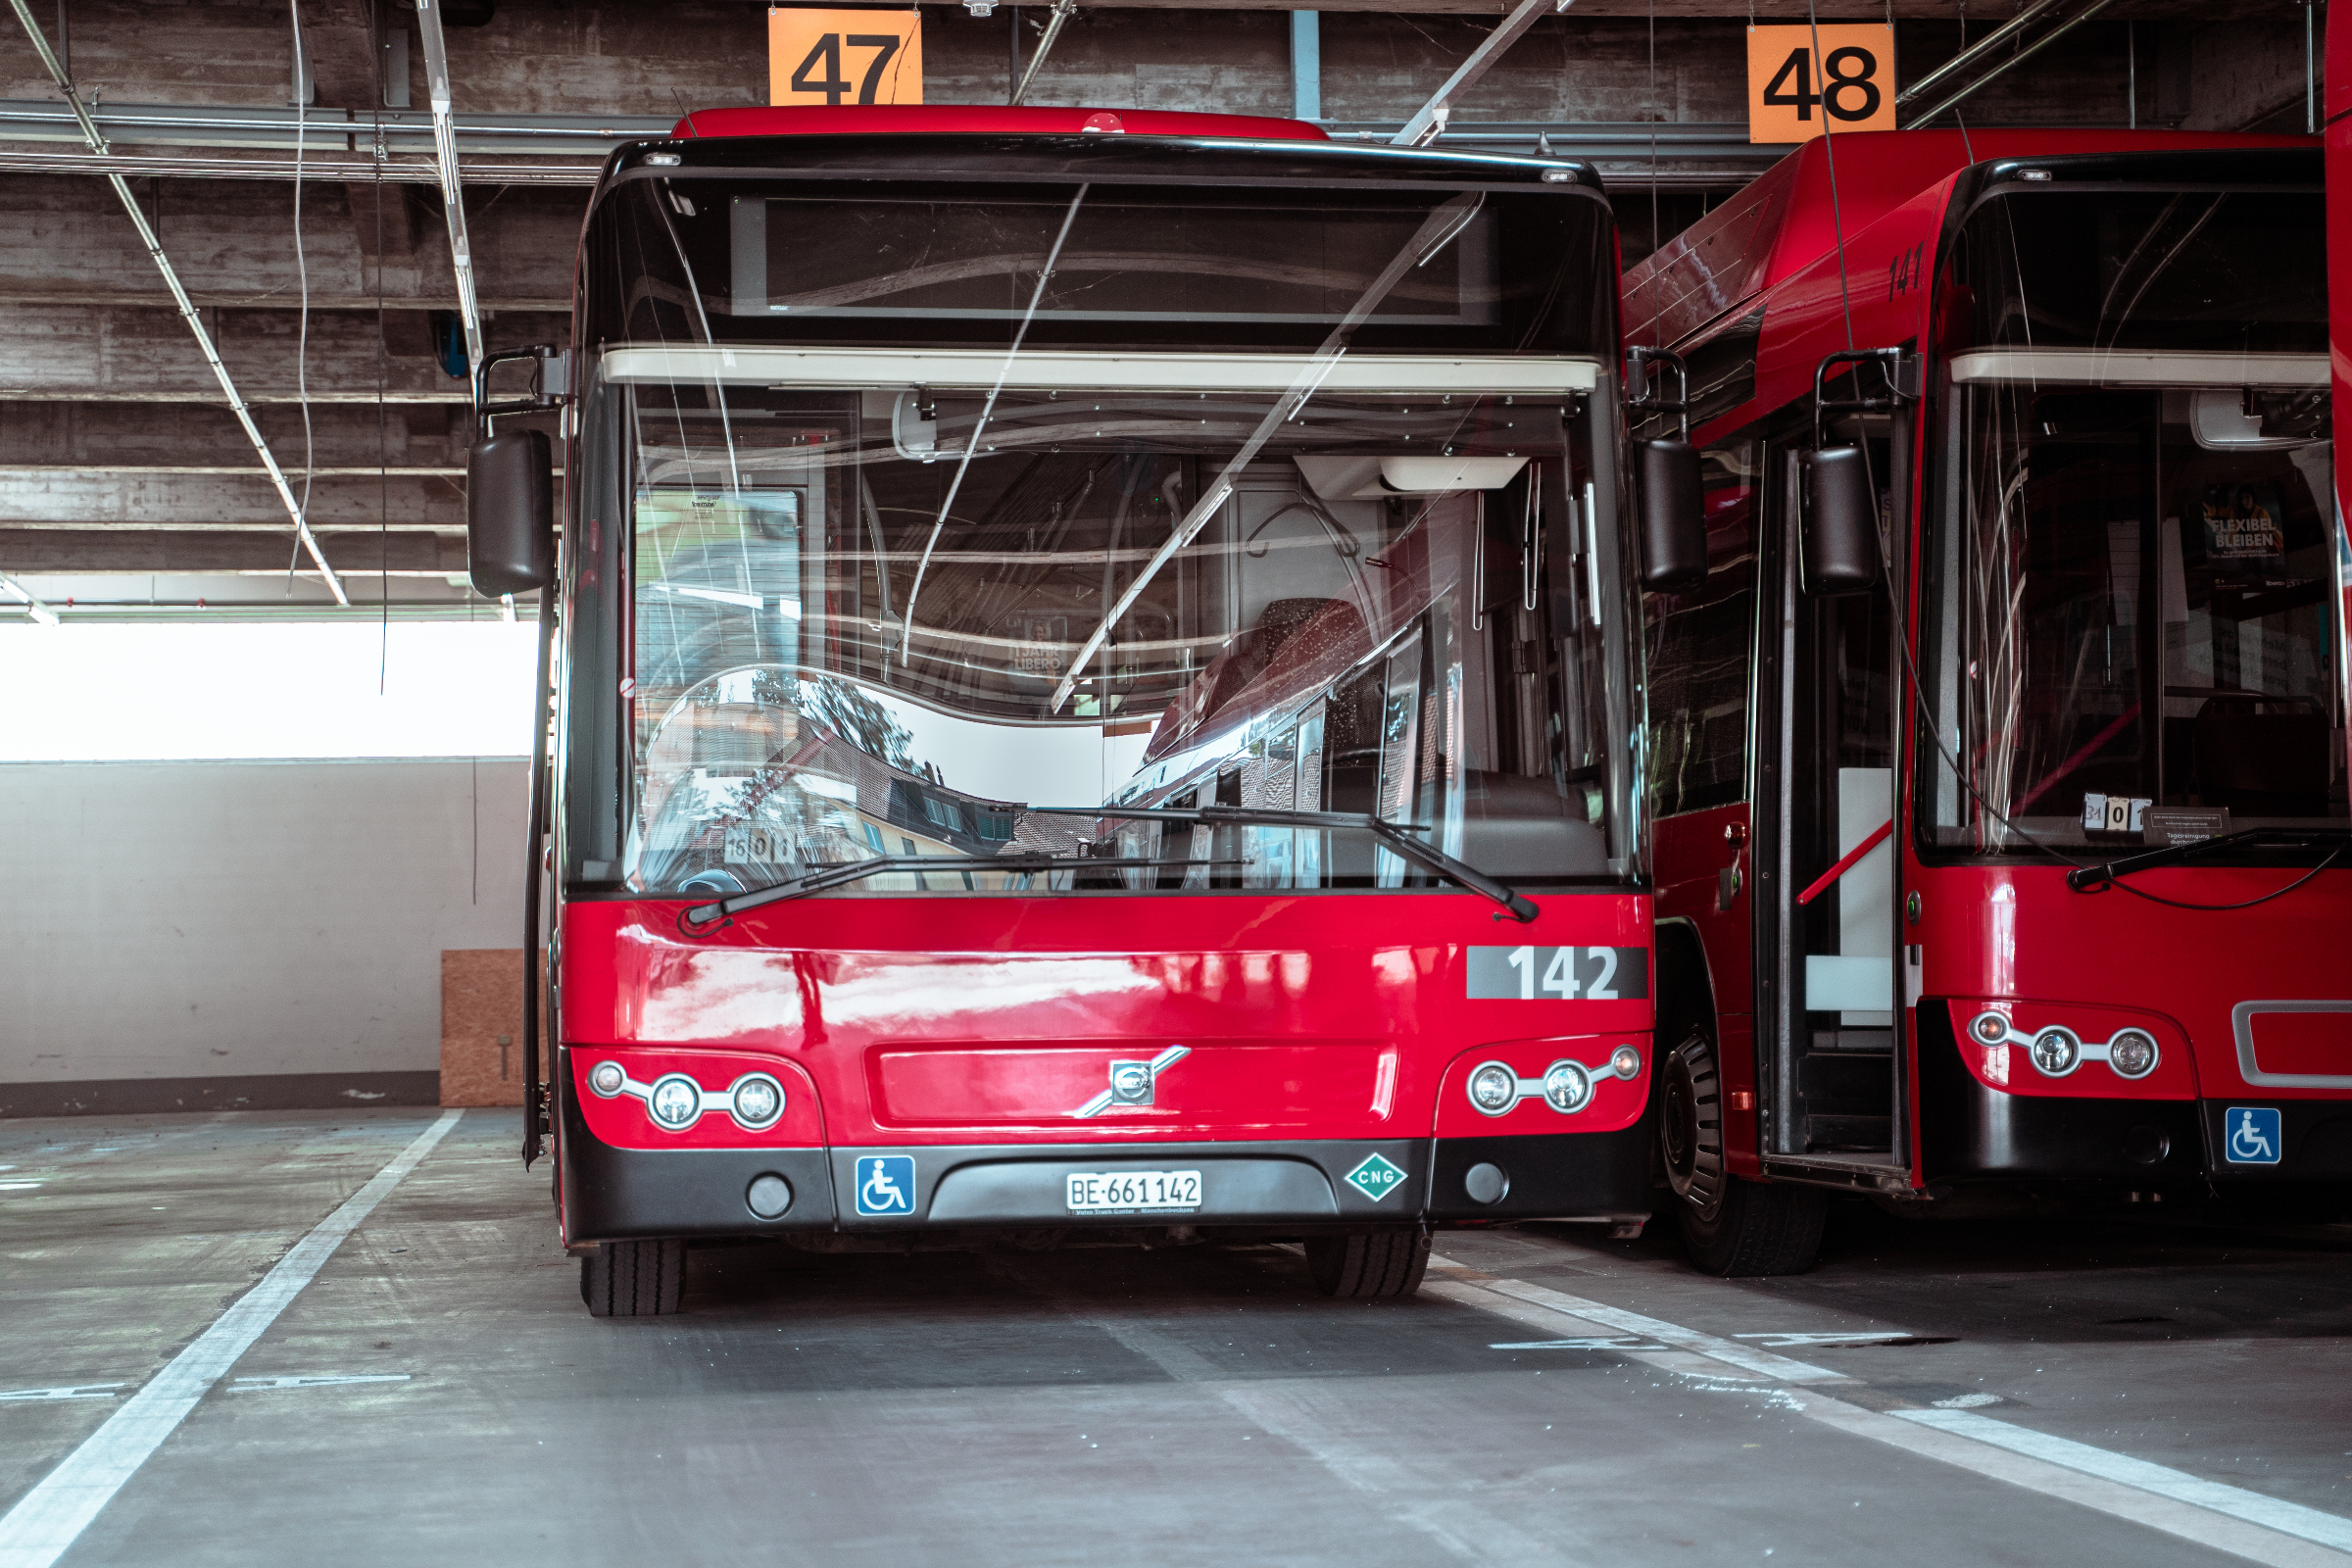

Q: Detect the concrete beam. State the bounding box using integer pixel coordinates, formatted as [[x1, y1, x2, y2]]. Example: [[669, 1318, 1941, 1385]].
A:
[[0, 0, 764, 114], [0, 402, 468, 467], [0, 303, 566, 402], [0, 527, 468, 572], [0, 175, 579, 311], [0, 470, 467, 528]]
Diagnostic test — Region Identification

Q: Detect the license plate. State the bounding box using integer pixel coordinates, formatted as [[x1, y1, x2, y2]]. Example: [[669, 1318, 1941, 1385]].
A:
[[1065, 1170, 1201, 1212]]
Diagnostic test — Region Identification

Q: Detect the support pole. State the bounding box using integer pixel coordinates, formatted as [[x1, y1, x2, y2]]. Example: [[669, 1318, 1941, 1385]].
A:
[[1392, 0, 1572, 149], [6, 0, 348, 604], [415, 0, 483, 383], [1291, 11, 1321, 122], [1008, 0, 1075, 107]]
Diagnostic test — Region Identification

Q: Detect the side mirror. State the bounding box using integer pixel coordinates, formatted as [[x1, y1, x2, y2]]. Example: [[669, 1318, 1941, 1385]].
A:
[[1801, 446, 1880, 596], [1637, 437, 1708, 592], [466, 428, 554, 596], [1625, 345, 1708, 593]]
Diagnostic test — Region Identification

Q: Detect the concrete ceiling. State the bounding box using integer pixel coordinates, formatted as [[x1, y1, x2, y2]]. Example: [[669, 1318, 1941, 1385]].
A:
[[0, 0, 2317, 609]]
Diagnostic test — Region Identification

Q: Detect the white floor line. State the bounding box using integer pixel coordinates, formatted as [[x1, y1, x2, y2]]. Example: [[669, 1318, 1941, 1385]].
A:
[[1806, 1396, 2352, 1568], [0, 1109, 462, 1568], [1432, 1268, 2352, 1568], [1462, 1274, 1847, 1382], [1895, 1408, 2352, 1555]]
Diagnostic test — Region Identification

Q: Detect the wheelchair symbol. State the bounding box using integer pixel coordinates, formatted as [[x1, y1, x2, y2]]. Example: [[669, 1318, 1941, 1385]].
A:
[[2225, 1107, 2281, 1165], [855, 1154, 916, 1215]]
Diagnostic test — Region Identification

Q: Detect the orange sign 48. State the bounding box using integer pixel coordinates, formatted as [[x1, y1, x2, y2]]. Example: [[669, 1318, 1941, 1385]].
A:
[[1745, 24, 1894, 144], [768, 8, 923, 108]]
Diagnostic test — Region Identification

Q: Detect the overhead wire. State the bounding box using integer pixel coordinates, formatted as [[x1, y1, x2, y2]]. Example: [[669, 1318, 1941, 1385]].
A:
[[1805, 0, 1855, 352], [374, 102, 388, 687], [289, 0, 316, 589]]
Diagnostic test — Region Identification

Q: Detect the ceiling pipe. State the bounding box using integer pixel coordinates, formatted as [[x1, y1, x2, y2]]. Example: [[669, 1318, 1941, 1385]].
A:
[[0, 569, 61, 624], [1008, 0, 1077, 107], [1392, 0, 1574, 149], [1893, 0, 2065, 109], [1901, 0, 2119, 129], [415, 0, 483, 383], [4, 0, 349, 604]]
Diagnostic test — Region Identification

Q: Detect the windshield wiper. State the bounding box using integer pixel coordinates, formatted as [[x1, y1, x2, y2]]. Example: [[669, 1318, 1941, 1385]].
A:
[[681, 853, 1208, 929], [2066, 827, 2352, 892], [1032, 805, 1540, 922]]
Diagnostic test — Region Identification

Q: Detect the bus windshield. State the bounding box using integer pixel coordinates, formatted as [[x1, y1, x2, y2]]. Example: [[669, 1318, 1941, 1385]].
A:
[[570, 172, 1636, 899], [1919, 186, 2350, 854]]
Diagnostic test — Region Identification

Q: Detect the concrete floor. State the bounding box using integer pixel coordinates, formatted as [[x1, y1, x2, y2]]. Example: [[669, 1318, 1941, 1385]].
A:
[[4, 1110, 2349, 1567]]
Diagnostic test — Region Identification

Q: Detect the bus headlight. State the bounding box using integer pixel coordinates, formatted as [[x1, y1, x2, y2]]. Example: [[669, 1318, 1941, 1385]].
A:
[[2105, 1029, 2159, 1080], [1543, 1060, 1592, 1113], [1468, 1061, 1519, 1115], [1608, 1046, 1642, 1080], [2029, 1027, 2082, 1077], [647, 1074, 704, 1130], [1970, 1011, 2011, 1046], [729, 1073, 785, 1129], [588, 1060, 627, 1098]]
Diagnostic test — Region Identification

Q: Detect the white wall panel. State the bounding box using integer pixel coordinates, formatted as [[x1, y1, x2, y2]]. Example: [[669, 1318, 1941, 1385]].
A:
[[0, 759, 526, 1094]]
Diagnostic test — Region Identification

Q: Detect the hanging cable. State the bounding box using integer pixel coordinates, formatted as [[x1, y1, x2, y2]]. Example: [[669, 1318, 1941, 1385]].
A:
[[1806, 0, 1856, 352], [375, 112, 389, 688], [1646, 0, 1659, 290], [289, 0, 316, 589]]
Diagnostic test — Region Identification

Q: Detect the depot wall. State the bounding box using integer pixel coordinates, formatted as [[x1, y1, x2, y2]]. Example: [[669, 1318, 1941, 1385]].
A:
[[0, 759, 526, 1115]]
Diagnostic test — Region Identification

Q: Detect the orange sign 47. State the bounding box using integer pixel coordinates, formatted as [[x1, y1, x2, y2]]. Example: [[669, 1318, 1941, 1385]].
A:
[[768, 8, 922, 107], [1746, 24, 1894, 144]]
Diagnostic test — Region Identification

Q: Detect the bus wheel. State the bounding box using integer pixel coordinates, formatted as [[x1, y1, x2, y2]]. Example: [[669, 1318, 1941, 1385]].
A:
[[1663, 1033, 1825, 1276], [581, 1238, 686, 1317], [1306, 1229, 1431, 1298]]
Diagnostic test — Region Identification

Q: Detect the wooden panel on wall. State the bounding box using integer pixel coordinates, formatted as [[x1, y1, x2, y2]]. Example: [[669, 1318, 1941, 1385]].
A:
[[440, 949, 546, 1108]]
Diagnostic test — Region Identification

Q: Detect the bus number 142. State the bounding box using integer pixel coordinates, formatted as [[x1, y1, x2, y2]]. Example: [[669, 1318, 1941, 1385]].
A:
[[1467, 946, 1650, 1001]]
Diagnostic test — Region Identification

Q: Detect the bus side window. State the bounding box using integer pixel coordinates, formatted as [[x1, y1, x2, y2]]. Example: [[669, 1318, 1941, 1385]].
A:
[[1646, 429, 1764, 818]]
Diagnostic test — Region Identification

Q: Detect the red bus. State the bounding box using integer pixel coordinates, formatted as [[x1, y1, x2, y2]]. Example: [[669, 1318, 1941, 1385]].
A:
[[1626, 127, 2351, 1275], [467, 105, 1679, 1315]]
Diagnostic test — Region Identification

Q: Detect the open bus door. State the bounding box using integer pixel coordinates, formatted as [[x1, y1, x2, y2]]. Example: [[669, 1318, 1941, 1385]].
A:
[[1753, 354, 1917, 1194]]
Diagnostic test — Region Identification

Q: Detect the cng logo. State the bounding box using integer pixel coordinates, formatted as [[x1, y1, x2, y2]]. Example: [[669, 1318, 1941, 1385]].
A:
[[1344, 1152, 1410, 1202]]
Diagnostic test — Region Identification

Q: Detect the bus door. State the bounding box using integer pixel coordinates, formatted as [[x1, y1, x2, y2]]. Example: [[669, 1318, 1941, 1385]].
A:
[[1751, 364, 1911, 1183]]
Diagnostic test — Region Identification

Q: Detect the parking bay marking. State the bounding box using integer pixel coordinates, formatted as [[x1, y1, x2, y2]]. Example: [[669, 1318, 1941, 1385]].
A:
[[0, 1387, 123, 1404], [1431, 1270, 2352, 1567], [0, 1108, 461, 1568]]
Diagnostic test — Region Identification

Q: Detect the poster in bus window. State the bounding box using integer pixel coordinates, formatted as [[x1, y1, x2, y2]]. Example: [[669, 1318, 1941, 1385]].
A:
[[2190, 482, 2286, 574]]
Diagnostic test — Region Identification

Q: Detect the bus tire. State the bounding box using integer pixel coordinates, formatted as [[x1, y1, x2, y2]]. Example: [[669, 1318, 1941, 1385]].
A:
[[581, 1238, 687, 1317], [1678, 1176, 1826, 1277], [1306, 1228, 1431, 1298]]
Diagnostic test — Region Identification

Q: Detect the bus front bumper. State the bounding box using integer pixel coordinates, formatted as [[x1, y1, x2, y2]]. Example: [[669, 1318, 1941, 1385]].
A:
[[558, 1087, 1650, 1243]]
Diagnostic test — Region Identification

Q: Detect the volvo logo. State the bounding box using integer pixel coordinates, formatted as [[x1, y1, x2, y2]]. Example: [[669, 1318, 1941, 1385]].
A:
[[1072, 1045, 1191, 1117]]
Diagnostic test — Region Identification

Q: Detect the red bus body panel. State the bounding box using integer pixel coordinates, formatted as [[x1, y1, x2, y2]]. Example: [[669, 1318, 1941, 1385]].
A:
[[670, 105, 1328, 142], [1628, 128, 2349, 1192], [564, 892, 1647, 1149]]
